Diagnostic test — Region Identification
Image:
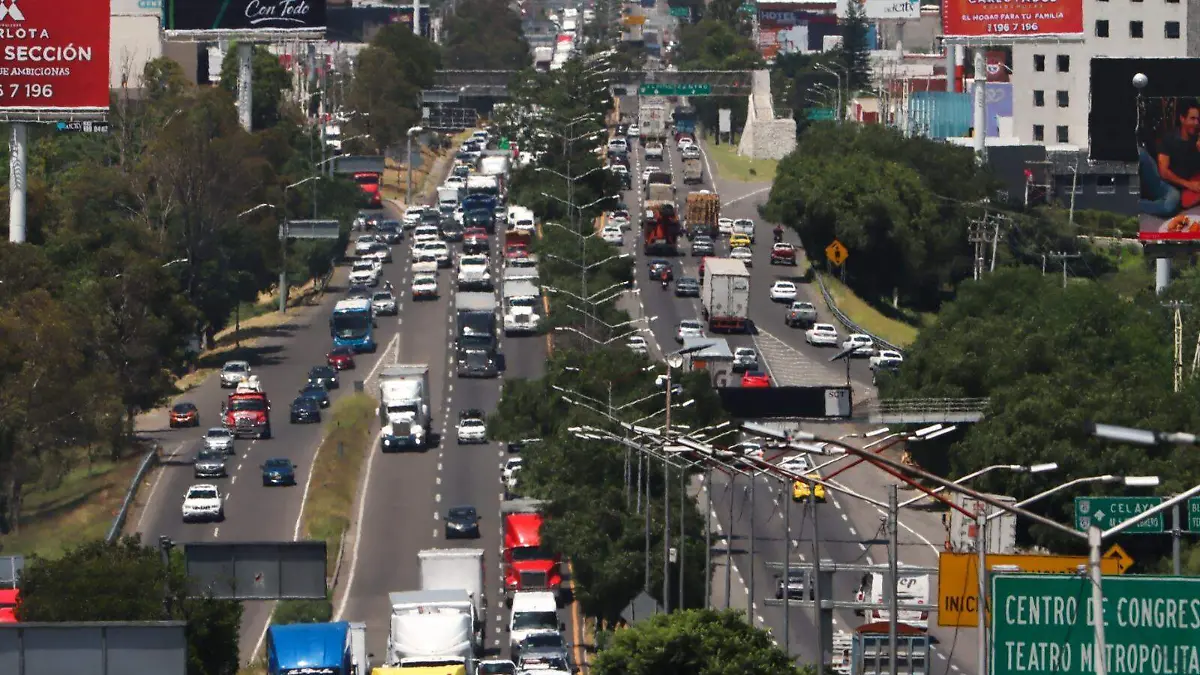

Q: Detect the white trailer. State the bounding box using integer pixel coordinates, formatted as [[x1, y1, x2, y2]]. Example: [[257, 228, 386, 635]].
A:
[[418, 549, 487, 622], [387, 589, 479, 668], [701, 257, 750, 333], [639, 96, 670, 142]]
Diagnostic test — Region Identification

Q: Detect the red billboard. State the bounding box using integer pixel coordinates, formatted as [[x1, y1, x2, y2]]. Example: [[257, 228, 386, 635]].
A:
[[942, 0, 1083, 39], [0, 0, 111, 112]]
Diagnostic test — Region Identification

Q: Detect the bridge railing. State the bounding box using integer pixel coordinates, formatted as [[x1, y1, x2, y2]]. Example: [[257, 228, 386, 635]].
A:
[[866, 398, 990, 424]]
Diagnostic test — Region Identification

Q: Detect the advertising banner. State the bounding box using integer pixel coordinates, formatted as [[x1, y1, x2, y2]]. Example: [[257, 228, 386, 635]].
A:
[[941, 0, 1083, 39], [165, 0, 327, 35], [985, 51, 1009, 82], [985, 82, 1012, 137], [836, 0, 919, 20], [0, 0, 111, 114]]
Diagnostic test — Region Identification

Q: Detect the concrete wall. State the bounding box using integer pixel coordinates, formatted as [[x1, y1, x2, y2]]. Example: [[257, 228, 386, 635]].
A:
[[737, 70, 797, 160], [111, 15, 164, 90]]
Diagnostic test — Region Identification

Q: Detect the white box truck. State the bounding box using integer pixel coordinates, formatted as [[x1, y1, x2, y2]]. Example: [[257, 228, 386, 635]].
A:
[[701, 257, 750, 333], [438, 185, 461, 206], [378, 365, 431, 451], [418, 549, 487, 633], [480, 154, 510, 178], [387, 589, 479, 669], [639, 96, 670, 142]]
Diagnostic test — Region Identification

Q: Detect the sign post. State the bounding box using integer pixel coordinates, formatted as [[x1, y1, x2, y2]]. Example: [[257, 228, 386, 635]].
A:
[[1074, 496, 1165, 534], [824, 240, 848, 266], [991, 574, 1200, 675]]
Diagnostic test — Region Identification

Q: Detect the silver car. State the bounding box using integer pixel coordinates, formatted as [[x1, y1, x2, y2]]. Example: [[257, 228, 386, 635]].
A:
[[732, 347, 759, 372], [203, 427, 236, 455], [372, 291, 398, 316], [193, 448, 227, 478], [219, 360, 250, 388]]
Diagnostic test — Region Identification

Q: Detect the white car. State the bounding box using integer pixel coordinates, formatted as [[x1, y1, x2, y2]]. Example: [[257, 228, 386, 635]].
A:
[[445, 175, 466, 188], [372, 291, 398, 315], [805, 323, 840, 346], [425, 241, 452, 267], [676, 319, 705, 343], [842, 333, 876, 356], [363, 244, 392, 264], [677, 137, 696, 151], [413, 224, 441, 243], [777, 455, 813, 475], [870, 350, 905, 370], [717, 217, 734, 235], [627, 335, 649, 355], [607, 138, 628, 153], [729, 246, 753, 266], [181, 484, 224, 523], [627, 124, 640, 138], [601, 226, 623, 245], [456, 418, 488, 444], [645, 142, 664, 161], [681, 146, 701, 159], [457, 255, 492, 290], [769, 281, 798, 302], [412, 252, 439, 275], [502, 457, 523, 489], [354, 235, 378, 256], [220, 360, 251, 388], [642, 167, 656, 183], [203, 427, 236, 455], [402, 206, 424, 228], [733, 218, 756, 242], [411, 273, 439, 299], [349, 261, 381, 287]]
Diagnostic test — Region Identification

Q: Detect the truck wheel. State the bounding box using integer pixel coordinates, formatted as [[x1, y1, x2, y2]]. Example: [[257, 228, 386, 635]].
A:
[[261, 427, 272, 440]]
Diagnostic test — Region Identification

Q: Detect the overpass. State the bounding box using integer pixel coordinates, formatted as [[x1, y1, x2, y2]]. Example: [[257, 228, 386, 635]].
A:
[[425, 69, 755, 99]]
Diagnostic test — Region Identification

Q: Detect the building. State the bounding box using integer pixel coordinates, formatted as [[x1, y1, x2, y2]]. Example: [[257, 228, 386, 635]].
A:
[[110, 0, 200, 92], [1011, 0, 1193, 150]]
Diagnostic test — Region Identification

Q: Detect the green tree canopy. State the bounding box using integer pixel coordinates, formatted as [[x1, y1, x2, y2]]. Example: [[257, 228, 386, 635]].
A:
[[219, 44, 293, 130], [443, 0, 532, 69]]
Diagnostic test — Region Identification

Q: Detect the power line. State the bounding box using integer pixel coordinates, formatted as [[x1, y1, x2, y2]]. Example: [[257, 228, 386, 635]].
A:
[[1046, 251, 1081, 289]]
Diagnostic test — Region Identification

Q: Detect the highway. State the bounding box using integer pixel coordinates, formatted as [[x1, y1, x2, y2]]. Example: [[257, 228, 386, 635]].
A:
[[614, 90, 981, 674]]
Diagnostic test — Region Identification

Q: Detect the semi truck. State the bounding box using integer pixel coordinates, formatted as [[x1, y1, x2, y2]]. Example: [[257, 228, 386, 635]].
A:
[[465, 174, 500, 201], [479, 154, 510, 179], [642, 202, 682, 256], [684, 191, 720, 238], [418, 549, 486, 639], [533, 46, 554, 71], [682, 156, 703, 184], [267, 621, 368, 675], [503, 280, 542, 336], [223, 378, 271, 439], [701, 257, 751, 332], [638, 95, 670, 142], [379, 365, 432, 451], [674, 102, 698, 139], [386, 589, 479, 672], [501, 499, 564, 603]]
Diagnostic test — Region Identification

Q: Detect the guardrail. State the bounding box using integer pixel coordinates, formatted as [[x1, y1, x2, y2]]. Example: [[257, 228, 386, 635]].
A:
[[810, 266, 905, 355], [106, 443, 161, 542]]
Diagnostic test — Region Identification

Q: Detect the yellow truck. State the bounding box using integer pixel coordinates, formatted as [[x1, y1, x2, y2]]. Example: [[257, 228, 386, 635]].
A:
[[684, 191, 720, 239], [372, 666, 467, 675]]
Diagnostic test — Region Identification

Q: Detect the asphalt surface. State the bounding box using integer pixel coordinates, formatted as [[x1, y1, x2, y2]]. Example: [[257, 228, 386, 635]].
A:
[[615, 84, 981, 673], [134, 204, 405, 659]]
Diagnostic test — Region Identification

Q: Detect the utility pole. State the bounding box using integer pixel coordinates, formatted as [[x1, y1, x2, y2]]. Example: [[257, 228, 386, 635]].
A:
[[988, 213, 1009, 273], [783, 490, 791, 661], [968, 216, 989, 280], [810, 488, 825, 675], [887, 484, 899, 675], [1047, 251, 1080, 289], [1163, 301, 1189, 393]]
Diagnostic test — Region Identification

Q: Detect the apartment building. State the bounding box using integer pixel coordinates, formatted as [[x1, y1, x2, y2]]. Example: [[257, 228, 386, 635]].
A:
[[1011, 0, 1195, 150]]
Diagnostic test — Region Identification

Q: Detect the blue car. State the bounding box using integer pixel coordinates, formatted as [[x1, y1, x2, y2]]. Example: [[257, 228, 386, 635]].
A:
[[298, 382, 331, 408], [290, 396, 321, 423], [261, 457, 297, 486]]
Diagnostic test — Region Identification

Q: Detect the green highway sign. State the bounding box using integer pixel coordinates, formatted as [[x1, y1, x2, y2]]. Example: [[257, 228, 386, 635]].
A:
[[806, 108, 836, 121], [739, 2, 756, 12], [639, 83, 713, 96], [1190, 498, 1200, 531], [669, 6, 690, 17], [991, 574, 1200, 675], [1074, 496, 1164, 534]]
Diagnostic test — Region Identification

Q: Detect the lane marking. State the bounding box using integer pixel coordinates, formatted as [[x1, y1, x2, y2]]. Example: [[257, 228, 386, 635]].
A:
[[133, 441, 185, 534]]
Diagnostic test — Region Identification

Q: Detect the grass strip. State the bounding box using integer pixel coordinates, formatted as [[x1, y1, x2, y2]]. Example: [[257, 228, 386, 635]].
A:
[[702, 133, 778, 183], [818, 272, 927, 348]]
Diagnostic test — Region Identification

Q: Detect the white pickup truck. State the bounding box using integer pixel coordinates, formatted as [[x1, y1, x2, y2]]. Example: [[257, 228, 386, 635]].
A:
[[645, 141, 664, 162]]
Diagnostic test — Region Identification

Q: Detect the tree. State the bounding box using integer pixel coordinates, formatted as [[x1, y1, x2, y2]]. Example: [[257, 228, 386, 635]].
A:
[[673, 19, 763, 132], [18, 536, 243, 675], [219, 44, 293, 130], [839, 0, 871, 90], [443, 0, 532, 69], [592, 609, 800, 675], [343, 25, 441, 153]]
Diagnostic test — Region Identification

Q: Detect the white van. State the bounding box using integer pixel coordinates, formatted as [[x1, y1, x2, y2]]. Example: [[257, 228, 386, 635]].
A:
[[855, 570, 931, 630], [508, 591, 559, 655]]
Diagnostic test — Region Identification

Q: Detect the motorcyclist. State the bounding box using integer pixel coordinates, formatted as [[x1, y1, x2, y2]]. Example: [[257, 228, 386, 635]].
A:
[[659, 268, 670, 290], [773, 225, 784, 243], [384, 280, 394, 293]]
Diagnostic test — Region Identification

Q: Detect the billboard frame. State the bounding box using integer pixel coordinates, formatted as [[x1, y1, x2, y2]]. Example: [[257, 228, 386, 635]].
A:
[[0, 621, 187, 675], [162, 0, 327, 41]]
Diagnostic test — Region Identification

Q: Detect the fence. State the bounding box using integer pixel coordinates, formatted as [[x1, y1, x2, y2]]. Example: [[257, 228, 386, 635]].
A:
[[106, 443, 162, 542], [810, 265, 905, 356]]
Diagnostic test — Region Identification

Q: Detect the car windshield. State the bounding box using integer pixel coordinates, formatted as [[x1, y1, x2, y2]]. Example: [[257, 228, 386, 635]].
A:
[[197, 449, 223, 461], [331, 314, 371, 339], [522, 633, 565, 649], [373, 293, 393, 302], [303, 384, 326, 394], [264, 459, 290, 470], [736, 349, 755, 357], [207, 429, 232, 439], [466, 352, 491, 366], [449, 506, 477, 519], [479, 663, 516, 675], [173, 403, 195, 413], [189, 488, 218, 500], [415, 276, 437, 286], [230, 398, 265, 412], [294, 398, 317, 409], [461, 420, 486, 429], [512, 610, 559, 630], [681, 321, 702, 330]]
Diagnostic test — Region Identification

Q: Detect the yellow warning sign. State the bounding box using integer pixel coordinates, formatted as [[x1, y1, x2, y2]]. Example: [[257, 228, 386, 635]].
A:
[[824, 239, 848, 266], [937, 550, 1128, 628], [623, 14, 646, 25]]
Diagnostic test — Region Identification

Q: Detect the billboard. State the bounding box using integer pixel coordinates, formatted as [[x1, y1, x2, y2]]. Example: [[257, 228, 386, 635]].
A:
[[941, 0, 1083, 39], [0, 622, 187, 675], [836, 0, 919, 20], [985, 82, 1012, 138], [0, 0, 111, 115], [164, 0, 327, 37], [755, 11, 838, 60]]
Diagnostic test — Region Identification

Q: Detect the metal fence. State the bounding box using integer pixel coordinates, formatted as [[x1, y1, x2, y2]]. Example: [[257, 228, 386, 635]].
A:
[[810, 266, 905, 356], [105, 444, 161, 543]]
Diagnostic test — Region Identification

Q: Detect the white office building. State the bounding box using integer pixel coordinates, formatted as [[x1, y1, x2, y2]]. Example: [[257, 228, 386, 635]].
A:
[[1011, 0, 1194, 150]]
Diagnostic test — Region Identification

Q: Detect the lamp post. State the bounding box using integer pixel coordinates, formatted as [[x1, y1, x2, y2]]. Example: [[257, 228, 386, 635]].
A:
[[406, 126, 424, 207], [279, 177, 322, 313], [237, 202, 275, 342]]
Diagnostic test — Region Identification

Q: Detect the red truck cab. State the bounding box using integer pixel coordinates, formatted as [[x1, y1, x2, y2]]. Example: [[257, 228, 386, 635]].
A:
[[223, 380, 272, 439], [0, 589, 17, 623], [770, 243, 798, 266], [501, 500, 563, 602], [353, 171, 383, 208]]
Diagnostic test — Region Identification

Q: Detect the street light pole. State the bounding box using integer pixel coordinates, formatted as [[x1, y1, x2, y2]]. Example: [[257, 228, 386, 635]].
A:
[[406, 126, 424, 206], [679, 466, 686, 608], [705, 466, 713, 610], [887, 484, 899, 675]]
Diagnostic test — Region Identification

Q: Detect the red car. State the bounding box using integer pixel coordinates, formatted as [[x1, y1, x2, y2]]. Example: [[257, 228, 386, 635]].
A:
[[169, 402, 200, 428], [741, 371, 772, 388], [505, 243, 530, 259], [326, 347, 357, 370]]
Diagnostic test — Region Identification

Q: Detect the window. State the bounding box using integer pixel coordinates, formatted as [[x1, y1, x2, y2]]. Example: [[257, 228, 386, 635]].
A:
[[1057, 55, 1070, 72], [1034, 54, 1046, 72], [1166, 21, 1180, 39], [1096, 20, 1109, 37], [1166, 0, 1179, 4], [1033, 125, 1045, 142], [1034, 90, 1045, 107], [1096, 175, 1116, 194], [1057, 91, 1070, 107], [1056, 126, 1069, 143], [1130, 21, 1143, 38]]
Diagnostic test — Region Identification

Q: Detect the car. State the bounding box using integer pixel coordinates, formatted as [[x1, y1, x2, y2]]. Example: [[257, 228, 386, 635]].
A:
[[777, 455, 814, 475], [517, 651, 572, 675], [601, 226, 623, 245], [308, 365, 340, 390], [203, 427, 235, 455], [505, 438, 540, 454], [770, 242, 798, 266], [456, 409, 489, 444], [627, 124, 640, 138], [412, 273, 439, 300], [353, 211, 371, 230], [181, 484, 224, 523], [677, 136, 696, 151], [729, 233, 752, 249], [717, 217, 734, 235], [327, 346, 356, 370], [729, 246, 753, 266], [441, 220, 465, 242], [732, 347, 759, 373], [261, 457, 297, 486], [607, 138, 628, 154], [220, 360, 251, 388], [463, 227, 490, 254], [502, 457, 523, 492], [427, 242, 453, 267], [769, 281, 798, 302], [290, 396, 321, 424], [675, 277, 701, 297], [372, 291, 398, 316], [378, 221, 403, 243], [349, 260, 380, 287], [870, 350, 904, 383], [733, 441, 765, 460], [805, 323, 839, 346], [681, 146, 701, 159], [691, 236, 715, 256], [169, 402, 200, 428], [741, 371, 772, 388], [627, 335, 649, 355], [457, 255, 492, 290], [413, 224, 441, 243], [733, 218, 756, 241], [412, 251, 439, 275], [298, 382, 331, 408], [443, 504, 481, 539], [610, 164, 632, 189], [610, 210, 631, 229], [354, 235, 378, 256], [346, 285, 372, 300], [793, 474, 827, 502], [193, 448, 227, 479], [518, 630, 568, 657], [364, 242, 393, 264], [776, 569, 814, 600], [642, 167, 656, 183], [786, 301, 819, 328], [648, 259, 673, 281], [676, 319, 705, 343], [403, 206, 425, 227], [841, 333, 875, 357]]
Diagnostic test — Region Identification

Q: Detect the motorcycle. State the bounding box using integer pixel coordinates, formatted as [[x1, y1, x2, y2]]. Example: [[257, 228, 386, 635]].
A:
[[661, 276, 670, 290], [773, 229, 784, 243]]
